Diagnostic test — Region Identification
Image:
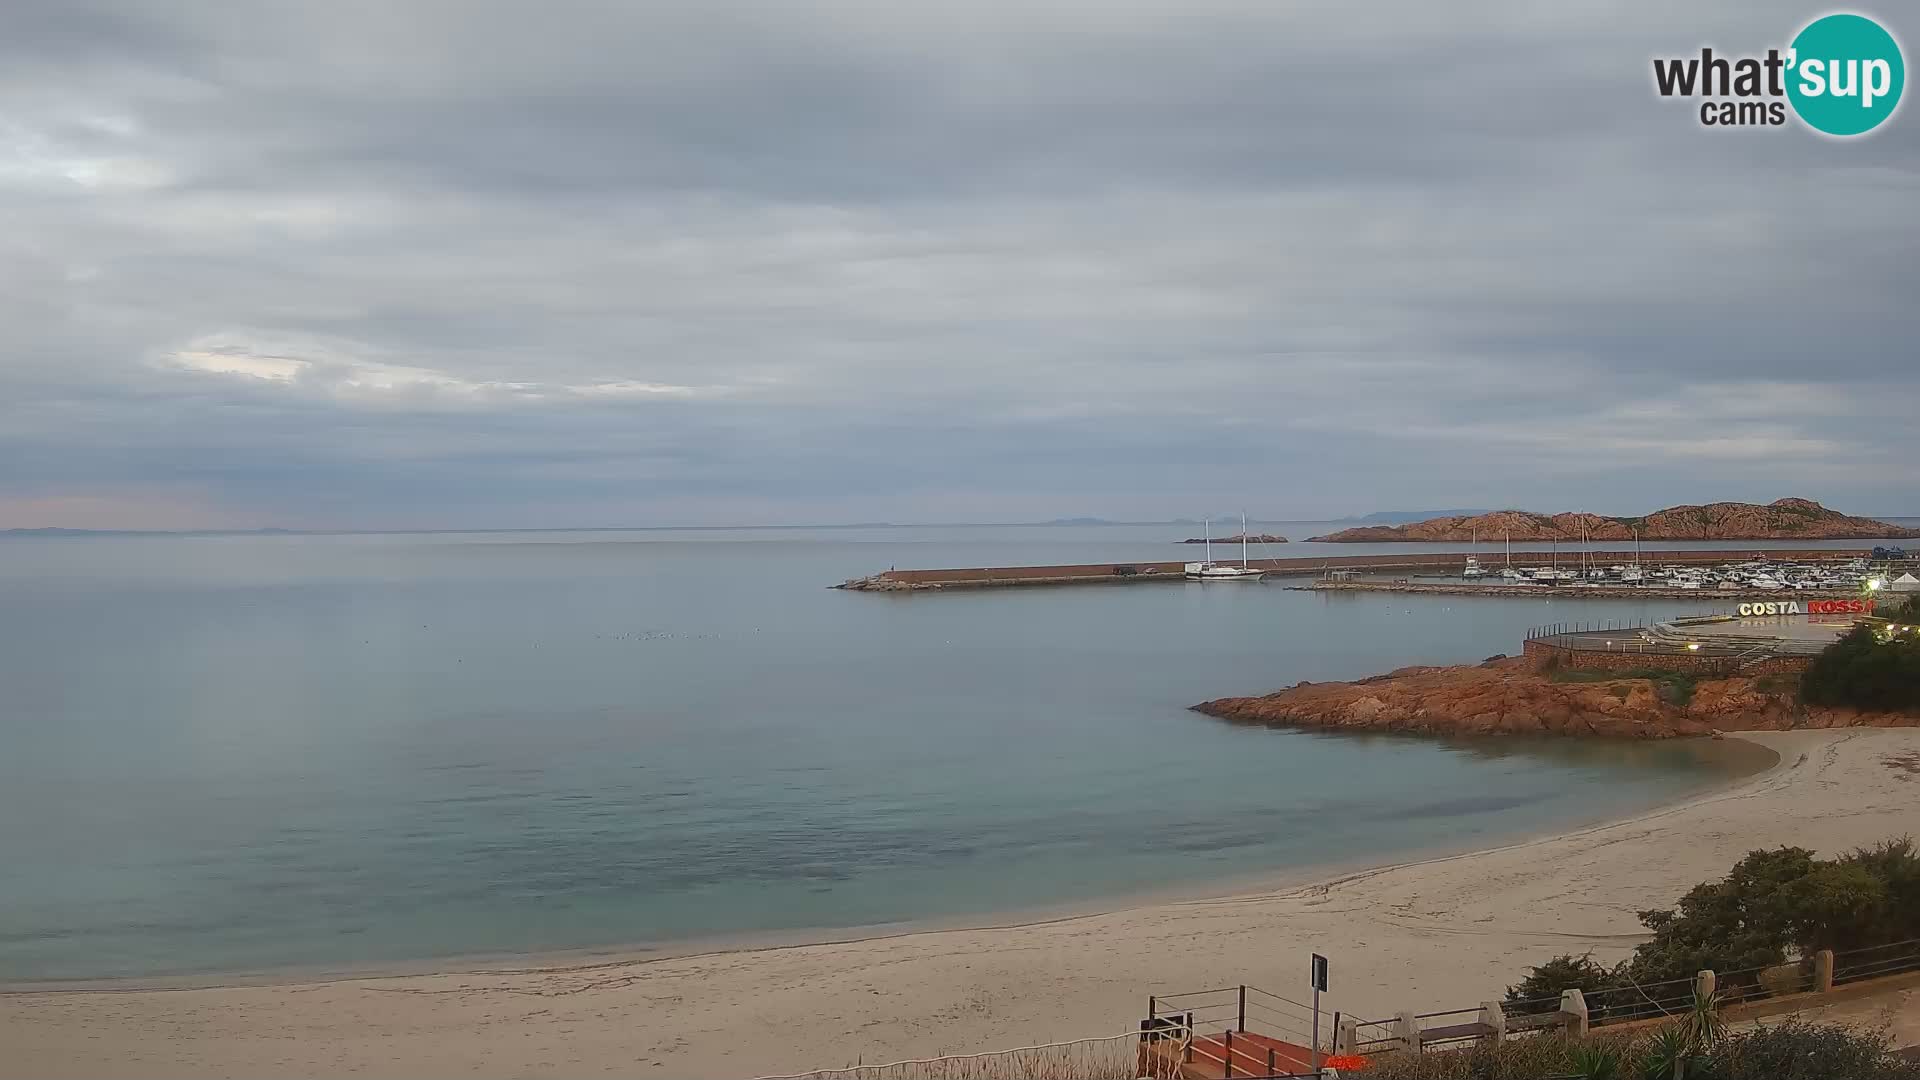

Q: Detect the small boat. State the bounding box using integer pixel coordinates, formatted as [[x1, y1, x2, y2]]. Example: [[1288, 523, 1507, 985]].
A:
[[1185, 514, 1266, 581], [1463, 556, 1487, 579]]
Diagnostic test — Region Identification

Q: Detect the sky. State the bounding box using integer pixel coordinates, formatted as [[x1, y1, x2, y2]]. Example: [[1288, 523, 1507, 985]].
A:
[[2, 1, 1916, 530]]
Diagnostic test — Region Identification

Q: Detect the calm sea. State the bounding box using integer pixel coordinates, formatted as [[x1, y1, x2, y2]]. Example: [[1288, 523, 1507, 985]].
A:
[[3, 522, 1902, 982]]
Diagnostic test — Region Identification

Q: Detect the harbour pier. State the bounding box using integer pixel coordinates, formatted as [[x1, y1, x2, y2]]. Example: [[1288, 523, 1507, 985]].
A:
[[835, 548, 1881, 592]]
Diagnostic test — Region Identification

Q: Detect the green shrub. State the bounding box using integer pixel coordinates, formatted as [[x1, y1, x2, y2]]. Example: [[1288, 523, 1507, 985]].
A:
[[1509, 838, 1920, 1007], [1504, 953, 1617, 1015], [1546, 668, 1698, 707], [1800, 624, 1920, 711], [1704, 1020, 1920, 1080], [1353, 1023, 1918, 1080]]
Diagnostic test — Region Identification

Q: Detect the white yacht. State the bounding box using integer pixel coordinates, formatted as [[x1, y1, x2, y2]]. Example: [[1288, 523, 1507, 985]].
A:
[[1463, 556, 1487, 579], [1185, 514, 1266, 581]]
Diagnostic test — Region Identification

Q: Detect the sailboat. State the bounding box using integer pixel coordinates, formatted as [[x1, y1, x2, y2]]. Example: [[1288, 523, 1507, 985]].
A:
[[1185, 513, 1267, 581], [1499, 531, 1526, 580], [1463, 530, 1487, 578], [1621, 530, 1644, 584]]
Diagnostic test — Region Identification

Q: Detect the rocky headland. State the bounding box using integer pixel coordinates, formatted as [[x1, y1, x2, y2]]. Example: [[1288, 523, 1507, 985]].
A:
[[1306, 498, 1920, 543], [1193, 657, 1919, 739]]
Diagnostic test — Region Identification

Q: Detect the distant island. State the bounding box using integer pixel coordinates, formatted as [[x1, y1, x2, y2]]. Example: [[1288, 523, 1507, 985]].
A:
[[1306, 498, 1920, 543], [1180, 533, 1288, 544]]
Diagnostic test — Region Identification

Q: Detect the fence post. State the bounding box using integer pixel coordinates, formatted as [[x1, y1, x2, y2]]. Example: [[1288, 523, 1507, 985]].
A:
[[1478, 1000, 1506, 1044], [1337, 1016, 1359, 1055], [1560, 989, 1589, 1038], [1815, 950, 1835, 993], [1238, 984, 1247, 1033], [1267, 1047, 1276, 1077], [1223, 1028, 1234, 1078], [1396, 1010, 1420, 1054], [1696, 969, 1716, 1002]]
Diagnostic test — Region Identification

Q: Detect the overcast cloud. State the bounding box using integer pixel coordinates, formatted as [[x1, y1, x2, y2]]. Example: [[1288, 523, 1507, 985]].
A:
[[2, 0, 1916, 528]]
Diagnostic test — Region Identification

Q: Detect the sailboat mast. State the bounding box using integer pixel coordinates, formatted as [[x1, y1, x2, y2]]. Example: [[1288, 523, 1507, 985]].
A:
[[1241, 511, 1249, 569], [1204, 517, 1212, 565]]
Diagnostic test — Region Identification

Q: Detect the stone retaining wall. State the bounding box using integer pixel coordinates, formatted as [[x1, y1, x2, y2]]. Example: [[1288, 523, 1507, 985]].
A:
[[1522, 638, 1814, 676]]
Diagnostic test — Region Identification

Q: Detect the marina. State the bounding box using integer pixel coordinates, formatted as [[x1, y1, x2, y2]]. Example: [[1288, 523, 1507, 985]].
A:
[[838, 548, 1912, 594]]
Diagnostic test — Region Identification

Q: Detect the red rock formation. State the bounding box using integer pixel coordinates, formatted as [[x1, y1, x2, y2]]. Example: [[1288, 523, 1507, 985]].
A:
[[1307, 498, 1920, 543], [1193, 657, 1919, 739]]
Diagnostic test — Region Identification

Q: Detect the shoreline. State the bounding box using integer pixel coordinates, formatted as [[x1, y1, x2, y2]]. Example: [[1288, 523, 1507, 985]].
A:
[[23, 731, 1920, 1080], [0, 735, 1775, 995]]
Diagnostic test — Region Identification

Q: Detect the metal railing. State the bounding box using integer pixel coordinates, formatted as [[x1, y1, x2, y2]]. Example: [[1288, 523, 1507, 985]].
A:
[[1583, 974, 1701, 1026], [1834, 937, 1920, 985], [1146, 984, 1332, 1078]]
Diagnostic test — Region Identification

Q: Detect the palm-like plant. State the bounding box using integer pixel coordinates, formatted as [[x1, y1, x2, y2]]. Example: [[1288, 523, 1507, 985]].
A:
[[1637, 1025, 1692, 1080], [1570, 1040, 1624, 1080], [1677, 990, 1726, 1056]]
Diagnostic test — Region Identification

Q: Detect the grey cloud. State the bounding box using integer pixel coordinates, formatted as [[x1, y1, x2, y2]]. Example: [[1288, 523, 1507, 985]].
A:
[[0, 0, 1916, 527]]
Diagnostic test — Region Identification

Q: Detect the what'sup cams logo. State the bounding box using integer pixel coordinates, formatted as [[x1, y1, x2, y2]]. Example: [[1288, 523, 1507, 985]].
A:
[[1653, 12, 1905, 135]]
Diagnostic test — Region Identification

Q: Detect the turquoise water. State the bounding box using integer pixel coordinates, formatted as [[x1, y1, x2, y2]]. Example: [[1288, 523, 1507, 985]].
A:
[[0, 523, 1867, 982]]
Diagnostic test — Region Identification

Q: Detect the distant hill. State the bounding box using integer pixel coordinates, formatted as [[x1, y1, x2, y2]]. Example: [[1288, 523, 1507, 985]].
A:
[[1, 527, 294, 537], [1332, 509, 1490, 525], [1307, 498, 1920, 543]]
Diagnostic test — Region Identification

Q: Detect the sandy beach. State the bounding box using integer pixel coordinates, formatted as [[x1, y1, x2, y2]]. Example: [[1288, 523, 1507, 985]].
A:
[[6, 728, 1919, 1079]]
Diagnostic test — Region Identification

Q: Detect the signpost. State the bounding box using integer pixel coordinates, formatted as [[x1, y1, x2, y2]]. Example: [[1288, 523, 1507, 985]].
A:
[[1311, 953, 1329, 1077]]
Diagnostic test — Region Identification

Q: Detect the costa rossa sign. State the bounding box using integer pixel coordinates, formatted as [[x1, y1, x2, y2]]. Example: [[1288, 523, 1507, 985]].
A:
[[1738, 599, 1873, 616]]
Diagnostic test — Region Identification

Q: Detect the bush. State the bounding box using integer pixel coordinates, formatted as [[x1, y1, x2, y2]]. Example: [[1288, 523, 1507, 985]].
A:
[[1800, 624, 1920, 711], [1508, 838, 1920, 1008], [1705, 1019, 1920, 1080], [1504, 954, 1617, 1015], [1352, 1023, 1919, 1080], [1546, 668, 1697, 707], [1874, 594, 1920, 624]]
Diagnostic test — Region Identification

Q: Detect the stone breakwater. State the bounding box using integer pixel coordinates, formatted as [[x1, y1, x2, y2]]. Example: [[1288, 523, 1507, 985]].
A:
[[1192, 657, 1920, 739]]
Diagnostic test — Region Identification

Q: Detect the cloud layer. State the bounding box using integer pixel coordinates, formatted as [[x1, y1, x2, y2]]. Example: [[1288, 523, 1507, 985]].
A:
[[2, 0, 1916, 527]]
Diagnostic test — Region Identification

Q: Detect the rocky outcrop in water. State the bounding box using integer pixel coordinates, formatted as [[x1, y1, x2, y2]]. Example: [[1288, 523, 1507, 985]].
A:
[[1306, 498, 1920, 543], [1192, 658, 1919, 739], [1181, 534, 1289, 544]]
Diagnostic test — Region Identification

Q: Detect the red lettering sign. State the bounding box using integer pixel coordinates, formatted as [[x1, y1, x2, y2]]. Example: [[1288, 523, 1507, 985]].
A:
[[1808, 599, 1872, 615]]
